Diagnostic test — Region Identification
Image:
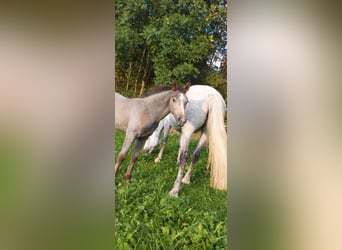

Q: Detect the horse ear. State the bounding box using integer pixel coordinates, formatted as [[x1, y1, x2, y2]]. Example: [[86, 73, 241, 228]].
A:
[[184, 81, 191, 93], [171, 81, 177, 91]]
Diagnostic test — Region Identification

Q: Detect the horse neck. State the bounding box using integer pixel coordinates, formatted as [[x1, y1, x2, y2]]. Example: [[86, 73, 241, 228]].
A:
[[145, 91, 171, 122]]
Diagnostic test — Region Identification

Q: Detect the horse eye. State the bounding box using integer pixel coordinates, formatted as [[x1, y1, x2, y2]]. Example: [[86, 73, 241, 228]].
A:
[[172, 97, 176, 102]]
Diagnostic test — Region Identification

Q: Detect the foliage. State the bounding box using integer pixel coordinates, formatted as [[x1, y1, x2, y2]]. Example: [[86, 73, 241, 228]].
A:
[[205, 70, 227, 100], [114, 130, 227, 249], [115, 0, 227, 97]]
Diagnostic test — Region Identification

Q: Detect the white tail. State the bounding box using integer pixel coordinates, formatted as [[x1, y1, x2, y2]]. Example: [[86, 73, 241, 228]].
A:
[[207, 93, 227, 190]]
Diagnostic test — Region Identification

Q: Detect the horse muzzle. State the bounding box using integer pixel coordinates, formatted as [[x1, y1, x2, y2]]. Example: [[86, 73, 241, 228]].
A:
[[177, 117, 186, 127]]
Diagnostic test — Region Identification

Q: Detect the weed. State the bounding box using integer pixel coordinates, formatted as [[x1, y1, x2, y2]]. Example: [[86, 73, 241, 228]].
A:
[[115, 131, 227, 249]]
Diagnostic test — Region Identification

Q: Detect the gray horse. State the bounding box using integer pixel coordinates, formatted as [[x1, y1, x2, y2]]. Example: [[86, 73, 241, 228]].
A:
[[143, 85, 227, 197], [114, 82, 190, 182]]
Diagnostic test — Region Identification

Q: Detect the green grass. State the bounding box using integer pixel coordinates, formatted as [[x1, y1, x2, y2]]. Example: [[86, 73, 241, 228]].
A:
[[114, 131, 227, 249]]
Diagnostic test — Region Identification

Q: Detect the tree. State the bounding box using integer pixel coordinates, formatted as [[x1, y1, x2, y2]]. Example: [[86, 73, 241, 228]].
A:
[[115, 0, 227, 98]]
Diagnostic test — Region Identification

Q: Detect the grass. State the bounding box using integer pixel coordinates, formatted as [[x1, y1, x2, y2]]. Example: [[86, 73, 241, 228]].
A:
[[114, 130, 227, 249]]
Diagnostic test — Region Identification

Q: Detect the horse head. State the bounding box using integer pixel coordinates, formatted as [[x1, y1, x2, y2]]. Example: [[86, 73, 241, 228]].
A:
[[169, 81, 190, 127]]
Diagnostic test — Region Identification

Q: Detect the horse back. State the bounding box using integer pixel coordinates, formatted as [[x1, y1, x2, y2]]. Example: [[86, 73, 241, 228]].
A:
[[115, 94, 155, 136]]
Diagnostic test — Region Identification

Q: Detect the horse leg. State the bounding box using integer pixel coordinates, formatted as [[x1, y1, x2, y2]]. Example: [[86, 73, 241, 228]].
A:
[[182, 127, 208, 184], [125, 138, 146, 183], [176, 147, 181, 164], [114, 133, 136, 175], [169, 126, 194, 197], [176, 131, 182, 164], [155, 123, 171, 163], [144, 119, 164, 153]]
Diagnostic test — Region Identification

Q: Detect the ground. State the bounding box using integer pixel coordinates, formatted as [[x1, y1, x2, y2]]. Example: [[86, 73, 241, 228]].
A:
[[114, 130, 227, 249]]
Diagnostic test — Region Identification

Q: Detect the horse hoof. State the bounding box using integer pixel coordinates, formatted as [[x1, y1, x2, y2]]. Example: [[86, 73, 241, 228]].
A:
[[181, 178, 190, 184], [154, 158, 161, 163], [125, 177, 131, 183], [168, 190, 178, 197]]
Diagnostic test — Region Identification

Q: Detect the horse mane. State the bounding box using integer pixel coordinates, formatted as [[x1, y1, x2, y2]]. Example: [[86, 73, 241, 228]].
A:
[[141, 84, 186, 97]]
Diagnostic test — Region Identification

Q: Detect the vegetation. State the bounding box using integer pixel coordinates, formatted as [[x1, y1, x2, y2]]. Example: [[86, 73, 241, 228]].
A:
[[115, 0, 227, 98], [114, 130, 227, 249], [115, 1, 227, 247]]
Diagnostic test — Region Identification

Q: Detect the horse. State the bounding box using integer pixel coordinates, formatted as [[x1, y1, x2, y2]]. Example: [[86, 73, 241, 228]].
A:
[[143, 113, 179, 163], [114, 82, 190, 183], [143, 85, 227, 197]]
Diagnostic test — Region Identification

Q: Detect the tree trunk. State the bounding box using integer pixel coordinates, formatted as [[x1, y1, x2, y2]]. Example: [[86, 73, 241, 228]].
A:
[[145, 61, 153, 86], [139, 80, 145, 96], [126, 62, 132, 93], [134, 44, 147, 96]]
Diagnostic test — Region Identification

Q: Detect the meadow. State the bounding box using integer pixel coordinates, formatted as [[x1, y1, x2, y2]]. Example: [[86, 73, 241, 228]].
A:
[[114, 130, 227, 249]]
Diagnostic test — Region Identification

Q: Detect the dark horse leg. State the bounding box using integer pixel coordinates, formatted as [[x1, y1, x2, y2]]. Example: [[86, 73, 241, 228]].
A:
[[125, 138, 146, 183], [114, 132, 136, 175], [182, 125, 208, 184]]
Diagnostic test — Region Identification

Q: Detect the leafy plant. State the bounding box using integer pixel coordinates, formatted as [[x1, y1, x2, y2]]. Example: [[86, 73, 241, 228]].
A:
[[114, 131, 227, 249], [115, 0, 227, 95]]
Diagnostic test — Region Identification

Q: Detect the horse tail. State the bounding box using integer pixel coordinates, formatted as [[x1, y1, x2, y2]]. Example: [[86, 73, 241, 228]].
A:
[[207, 93, 227, 190]]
